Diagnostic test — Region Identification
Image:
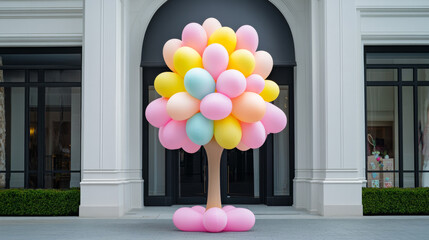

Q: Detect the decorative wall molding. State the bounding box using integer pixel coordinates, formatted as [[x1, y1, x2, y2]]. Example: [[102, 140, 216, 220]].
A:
[[358, 0, 429, 42], [361, 33, 429, 44], [82, 169, 142, 181], [355, 0, 429, 9], [0, 8, 83, 18], [0, 0, 83, 46], [0, 34, 82, 46]]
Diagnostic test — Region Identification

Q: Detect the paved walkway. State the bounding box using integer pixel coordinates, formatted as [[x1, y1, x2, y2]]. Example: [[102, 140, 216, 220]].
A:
[[1, 206, 428, 240]]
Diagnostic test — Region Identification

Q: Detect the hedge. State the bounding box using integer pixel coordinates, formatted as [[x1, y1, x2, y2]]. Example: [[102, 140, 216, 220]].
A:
[[0, 188, 80, 216], [1, 187, 428, 216], [362, 187, 429, 215]]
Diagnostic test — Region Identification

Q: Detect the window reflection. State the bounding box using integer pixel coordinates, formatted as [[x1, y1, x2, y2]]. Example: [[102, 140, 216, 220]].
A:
[[366, 86, 398, 188], [418, 87, 429, 187], [44, 87, 81, 188], [273, 86, 289, 195], [148, 86, 165, 196], [366, 69, 398, 82], [0, 48, 82, 189]]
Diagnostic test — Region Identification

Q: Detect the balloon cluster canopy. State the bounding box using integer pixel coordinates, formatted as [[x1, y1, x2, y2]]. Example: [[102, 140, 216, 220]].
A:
[[145, 17, 287, 153], [145, 17, 288, 233]]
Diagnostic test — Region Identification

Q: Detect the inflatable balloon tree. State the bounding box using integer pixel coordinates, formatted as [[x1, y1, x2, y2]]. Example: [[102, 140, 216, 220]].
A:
[[145, 18, 287, 232]]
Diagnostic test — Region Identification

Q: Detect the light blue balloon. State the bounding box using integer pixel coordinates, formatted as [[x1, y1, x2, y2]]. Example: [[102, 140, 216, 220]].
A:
[[184, 68, 215, 100], [186, 113, 213, 145]]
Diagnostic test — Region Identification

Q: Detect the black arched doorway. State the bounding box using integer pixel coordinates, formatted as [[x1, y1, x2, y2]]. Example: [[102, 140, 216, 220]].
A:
[[142, 0, 295, 206]]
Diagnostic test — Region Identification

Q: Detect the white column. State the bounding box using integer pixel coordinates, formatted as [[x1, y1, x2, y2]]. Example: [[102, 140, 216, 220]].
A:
[[80, 0, 142, 218], [308, 0, 364, 216]]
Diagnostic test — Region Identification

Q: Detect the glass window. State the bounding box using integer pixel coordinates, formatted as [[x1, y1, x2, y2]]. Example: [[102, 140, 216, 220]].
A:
[[226, 149, 256, 198], [10, 88, 26, 171], [366, 52, 429, 65], [365, 47, 429, 188], [29, 70, 38, 82], [45, 87, 81, 173], [404, 172, 414, 188], [366, 86, 399, 173], [29, 87, 38, 172], [0, 86, 25, 188], [403, 87, 414, 171], [418, 69, 429, 81], [418, 86, 429, 187], [420, 172, 429, 187], [367, 172, 398, 188], [0, 48, 81, 189], [9, 173, 24, 188], [45, 70, 81, 83], [402, 68, 413, 81], [2, 70, 25, 82], [0, 173, 4, 189], [148, 86, 165, 196], [273, 86, 290, 195], [179, 149, 206, 198], [366, 69, 398, 82]]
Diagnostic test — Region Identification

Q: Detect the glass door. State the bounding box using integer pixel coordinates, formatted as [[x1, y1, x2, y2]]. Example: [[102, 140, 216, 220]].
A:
[[176, 148, 260, 204], [143, 66, 294, 206]]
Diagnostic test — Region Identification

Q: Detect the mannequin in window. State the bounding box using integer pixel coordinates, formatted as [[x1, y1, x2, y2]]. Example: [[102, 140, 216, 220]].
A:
[[422, 105, 429, 187]]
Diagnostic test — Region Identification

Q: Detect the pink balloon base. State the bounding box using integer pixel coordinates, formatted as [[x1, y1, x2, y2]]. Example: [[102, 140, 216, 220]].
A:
[[173, 205, 255, 232]]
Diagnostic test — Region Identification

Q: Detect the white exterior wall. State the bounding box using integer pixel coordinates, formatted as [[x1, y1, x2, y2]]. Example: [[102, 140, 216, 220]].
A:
[[0, 0, 83, 46], [1, 0, 429, 217]]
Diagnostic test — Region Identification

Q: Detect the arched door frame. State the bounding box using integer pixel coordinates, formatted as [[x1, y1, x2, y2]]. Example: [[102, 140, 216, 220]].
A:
[[124, 0, 312, 209]]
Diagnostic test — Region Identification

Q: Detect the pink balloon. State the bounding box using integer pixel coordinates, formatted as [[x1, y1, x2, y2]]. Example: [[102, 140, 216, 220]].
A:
[[236, 141, 250, 151], [163, 39, 182, 72], [173, 207, 205, 232], [191, 206, 206, 214], [246, 74, 265, 94], [224, 208, 255, 232], [253, 51, 273, 79], [222, 205, 236, 212], [236, 25, 259, 53], [241, 121, 266, 149], [182, 136, 201, 153], [261, 102, 287, 134], [202, 18, 222, 39], [200, 93, 232, 120], [203, 208, 227, 233], [202, 43, 229, 80], [167, 92, 200, 121], [182, 23, 207, 55], [159, 120, 187, 150], [145, 98, 171, 128], [216, 70, 247, 98]]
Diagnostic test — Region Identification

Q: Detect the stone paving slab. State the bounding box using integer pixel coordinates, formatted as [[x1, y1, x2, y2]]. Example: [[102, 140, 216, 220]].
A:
[[1, 206, 428, 240], [0, 217, 428, 240]]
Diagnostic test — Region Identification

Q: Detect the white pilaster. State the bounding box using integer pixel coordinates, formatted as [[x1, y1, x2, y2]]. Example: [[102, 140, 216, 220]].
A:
[[308, 0, 364, 216], [80, 0, 143, 218]]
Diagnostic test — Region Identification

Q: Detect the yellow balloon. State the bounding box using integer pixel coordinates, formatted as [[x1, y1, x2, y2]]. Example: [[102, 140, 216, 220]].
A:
[[214, 116, 242, 149], [208, 27, 237, 54], [173, 47, 202, 77], [154, 72, 185, 98], [259, 80, 280, 102], [228, 49, 255, 77]]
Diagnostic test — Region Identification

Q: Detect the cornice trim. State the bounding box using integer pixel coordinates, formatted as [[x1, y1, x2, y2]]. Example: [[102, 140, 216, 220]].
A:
[[0, 34, 82, 46]]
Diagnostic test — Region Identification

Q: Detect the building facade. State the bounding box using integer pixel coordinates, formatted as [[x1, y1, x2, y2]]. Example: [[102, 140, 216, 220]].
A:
[[0, 0, 428, 217]]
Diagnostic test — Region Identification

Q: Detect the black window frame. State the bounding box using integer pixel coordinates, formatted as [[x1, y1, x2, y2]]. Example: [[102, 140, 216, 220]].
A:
[[364, 46, 429, 188], [0, 47, 82, 189]]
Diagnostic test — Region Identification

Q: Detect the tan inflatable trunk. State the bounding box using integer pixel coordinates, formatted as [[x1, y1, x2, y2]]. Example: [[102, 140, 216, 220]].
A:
[[204, 138, 224, 210]]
